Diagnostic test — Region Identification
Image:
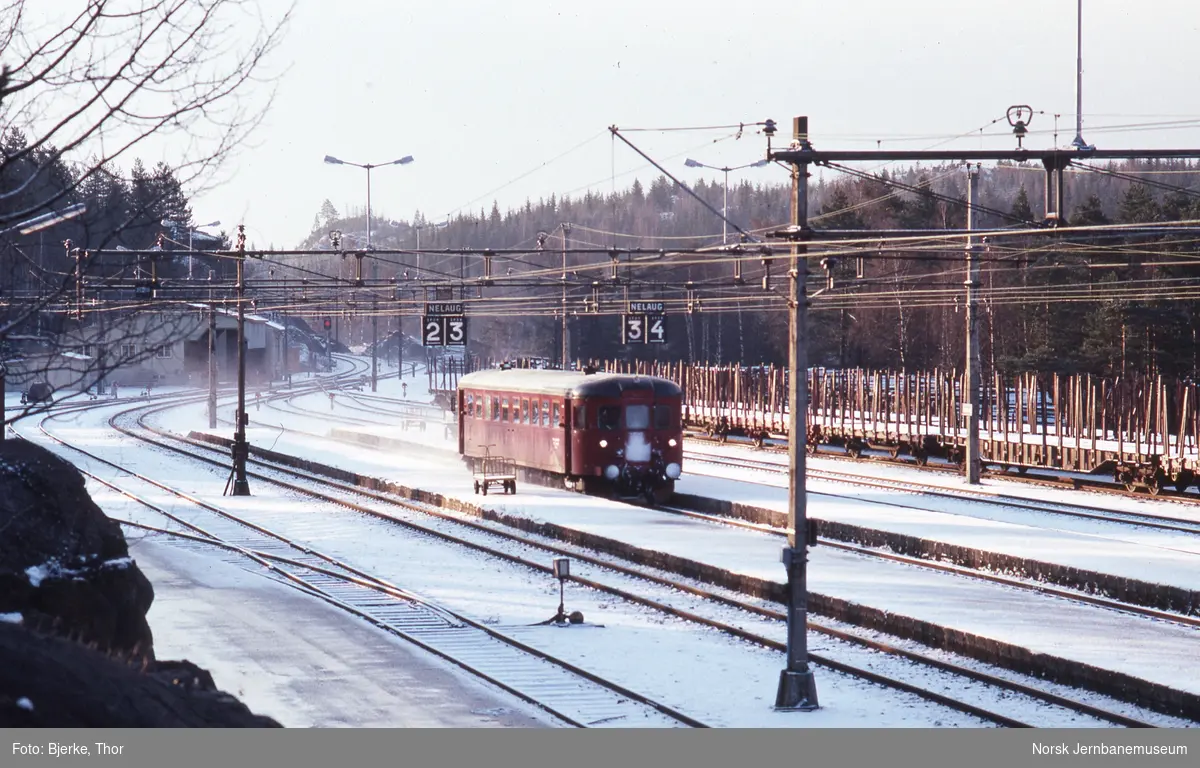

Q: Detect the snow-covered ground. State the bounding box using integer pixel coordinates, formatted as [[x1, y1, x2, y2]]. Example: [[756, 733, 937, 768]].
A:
[[134, 538, 555, 727], [15, 397, 1002, 728], [234, 374, 1200, 595], [10, 359, 1200, 727], [152, 367, 1200, 700]]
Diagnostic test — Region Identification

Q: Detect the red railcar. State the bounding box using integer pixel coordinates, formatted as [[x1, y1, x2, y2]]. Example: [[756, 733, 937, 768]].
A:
[[457, 368, 684, 502]]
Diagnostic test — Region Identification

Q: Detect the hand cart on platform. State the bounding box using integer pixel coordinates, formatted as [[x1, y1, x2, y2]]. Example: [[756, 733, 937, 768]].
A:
[[471, 448, 517, 495]]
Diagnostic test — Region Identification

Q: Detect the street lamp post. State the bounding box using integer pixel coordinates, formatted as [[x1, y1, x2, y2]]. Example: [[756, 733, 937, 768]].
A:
[[323, 154, 414, 250], [684, 158, 769, 244], [162, 219, 221, 280], [324, 153, 414, 391]]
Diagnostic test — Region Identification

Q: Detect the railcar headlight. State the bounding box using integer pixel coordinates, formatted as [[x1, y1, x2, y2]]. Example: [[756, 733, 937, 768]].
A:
[[604, 464, 620, 480], [599, 439, 608, 448], [668, 438, 677, 447], [665, 462, 681, 479]]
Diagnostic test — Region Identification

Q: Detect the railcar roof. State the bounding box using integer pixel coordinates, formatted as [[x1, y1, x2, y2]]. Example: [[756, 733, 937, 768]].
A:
[[457, 368, 682, 398]]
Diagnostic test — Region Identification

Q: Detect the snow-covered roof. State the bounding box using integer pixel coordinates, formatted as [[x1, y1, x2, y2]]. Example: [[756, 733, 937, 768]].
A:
[[182, 303, 284, 331]]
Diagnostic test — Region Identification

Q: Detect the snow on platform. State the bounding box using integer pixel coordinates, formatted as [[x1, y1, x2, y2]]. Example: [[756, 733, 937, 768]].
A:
[[28, 400, 993, 728], [132, 538, 555, 728], [170, 398, 1200, 701]]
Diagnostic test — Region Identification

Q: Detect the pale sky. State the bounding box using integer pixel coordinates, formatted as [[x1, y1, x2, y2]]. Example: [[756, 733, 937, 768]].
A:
[[181, 0, 1200, 247]]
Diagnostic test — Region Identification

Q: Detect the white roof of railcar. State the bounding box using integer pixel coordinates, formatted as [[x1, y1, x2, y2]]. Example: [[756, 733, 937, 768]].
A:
[[458, 368, 681, 398]]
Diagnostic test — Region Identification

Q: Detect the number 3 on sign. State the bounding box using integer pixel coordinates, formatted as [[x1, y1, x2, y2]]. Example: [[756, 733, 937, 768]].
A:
[[446, 316, 466, 345], [622, 314, 644, 344]]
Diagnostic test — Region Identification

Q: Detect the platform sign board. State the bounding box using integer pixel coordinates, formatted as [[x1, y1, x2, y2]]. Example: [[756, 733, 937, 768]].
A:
[[424, 302, 463, 316], [422, 302, 467, 347], [622, 302, 668, 345]]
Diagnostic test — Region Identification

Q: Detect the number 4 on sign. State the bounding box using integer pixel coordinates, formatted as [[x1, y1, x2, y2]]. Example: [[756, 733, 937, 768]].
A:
[[646, 314, 667, 344]]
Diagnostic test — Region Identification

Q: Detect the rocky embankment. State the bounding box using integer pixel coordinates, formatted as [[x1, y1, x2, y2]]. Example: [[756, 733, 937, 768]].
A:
[[0, 440, 280, 727]]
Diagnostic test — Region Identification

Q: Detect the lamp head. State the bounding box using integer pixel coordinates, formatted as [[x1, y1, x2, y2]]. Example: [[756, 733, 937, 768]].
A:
[[395, 155, 414, 165], [684, 158, 703, 169], [323, 155, 344, 165]]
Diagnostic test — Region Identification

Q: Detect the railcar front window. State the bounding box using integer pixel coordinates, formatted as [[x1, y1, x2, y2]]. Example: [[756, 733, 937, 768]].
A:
[[553, 403, 562, 427], [599, 405, 620, 430], [502, 398, 510, 422], [465, 394, 473, 417], [542, 400, 550, 427], [492, 396, 500, 420], [574, 404, 587, 429], [522, 399, 530, 424], [625, 404, 650, 430], [531, 401, 540, 425], [654, 404, 672, 430]]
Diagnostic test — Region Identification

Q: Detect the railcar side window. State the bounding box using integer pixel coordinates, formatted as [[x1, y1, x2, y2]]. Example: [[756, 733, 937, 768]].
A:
[[542, 400, 550, 427], [522, 399, 530, 424], [502, 398, 510, 422], [598, 405, 620, 430], [573, 404, 587, 429], [625, 404, 650, 430], [553, 403, 562, 427], [530, 401, 539, 425], [654, 404, 672, 430], [492, 396, 500, 421]]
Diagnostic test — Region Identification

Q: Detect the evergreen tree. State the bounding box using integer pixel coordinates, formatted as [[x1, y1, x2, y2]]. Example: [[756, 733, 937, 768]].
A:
[[1072, 194, 1110, 226], [1119, 183, 1160, 223], [319, 199, 339, 226], [152, 161, 191, 225], [901, 175, 939, 228], [818, 187, 864, 229], [1010, 185, 1034, 222]]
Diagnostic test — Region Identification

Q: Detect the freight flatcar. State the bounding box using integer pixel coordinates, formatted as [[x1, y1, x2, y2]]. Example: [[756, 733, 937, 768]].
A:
[[457, 368, 684, 503]]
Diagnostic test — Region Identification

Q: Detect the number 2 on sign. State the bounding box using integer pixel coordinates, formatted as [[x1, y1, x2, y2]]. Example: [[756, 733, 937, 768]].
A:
[[424, 318, 442, 345]]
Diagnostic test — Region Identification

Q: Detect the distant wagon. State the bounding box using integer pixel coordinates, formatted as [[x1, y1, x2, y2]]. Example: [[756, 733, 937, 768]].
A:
[[21, 381, 53, 404]]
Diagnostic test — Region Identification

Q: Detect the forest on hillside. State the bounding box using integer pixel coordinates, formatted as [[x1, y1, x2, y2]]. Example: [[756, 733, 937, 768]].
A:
[[0, 128, 228, 292], [295, 159, 1200, 379], [8, 114, 1198, 382]]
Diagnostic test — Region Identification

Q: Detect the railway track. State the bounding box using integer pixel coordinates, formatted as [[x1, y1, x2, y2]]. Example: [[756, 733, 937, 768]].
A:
[[271, 392, 1200, 622], [683, 448, 1200, 540], [87, 395, 1191, 727], [27, 406, 705, 729], [269, 389, 1200, 628], [686, 430, 1200, 506]]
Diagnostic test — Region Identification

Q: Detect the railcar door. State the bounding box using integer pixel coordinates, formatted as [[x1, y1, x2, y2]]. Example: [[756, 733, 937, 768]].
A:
[[457, 388, 466, 454], [562, 397, 573, 475]]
